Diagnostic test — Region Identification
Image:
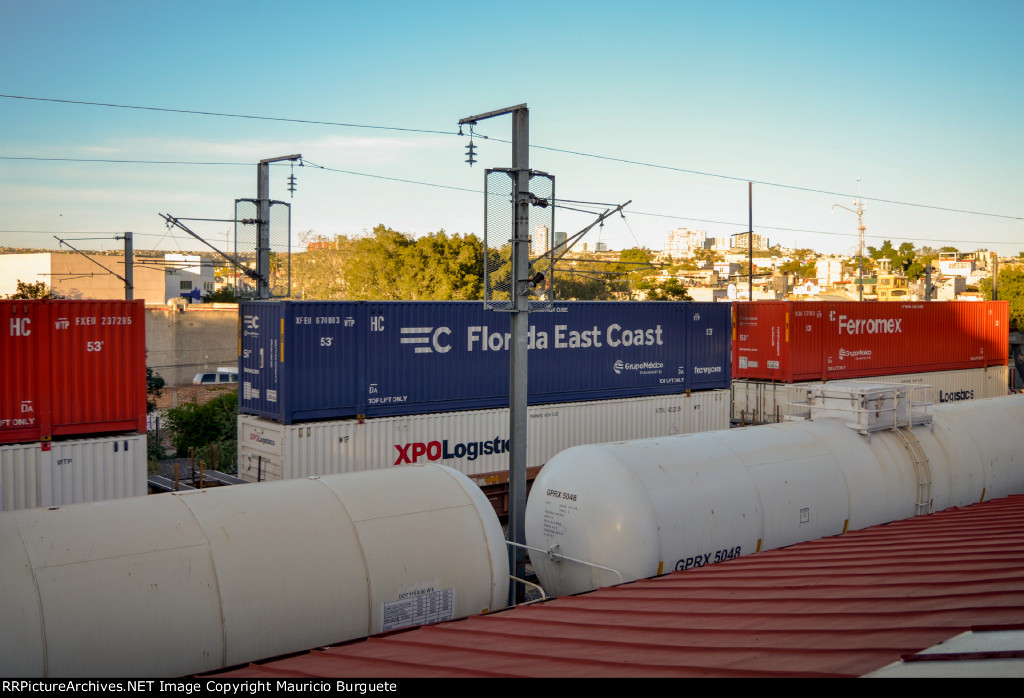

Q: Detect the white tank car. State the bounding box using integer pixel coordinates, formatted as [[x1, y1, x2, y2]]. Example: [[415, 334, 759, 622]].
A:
[[526, 390, 1024, 598], [0, 464, 508, 678]]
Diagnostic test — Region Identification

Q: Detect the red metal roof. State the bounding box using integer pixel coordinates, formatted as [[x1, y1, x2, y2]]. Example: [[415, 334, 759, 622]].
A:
[[207, 494, 1024, 678]]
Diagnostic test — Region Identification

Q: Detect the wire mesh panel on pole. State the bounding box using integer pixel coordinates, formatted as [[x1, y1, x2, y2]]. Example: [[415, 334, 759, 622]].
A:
[[483, 169, 554, 311], [235, 199, 291, 298]]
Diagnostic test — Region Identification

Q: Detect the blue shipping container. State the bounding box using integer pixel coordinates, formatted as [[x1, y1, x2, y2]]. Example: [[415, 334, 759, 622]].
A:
[[239, 301, 731, 424]]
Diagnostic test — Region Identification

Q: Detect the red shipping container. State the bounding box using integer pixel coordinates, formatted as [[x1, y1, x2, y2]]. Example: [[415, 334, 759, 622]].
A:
[[733, 300, 1009, 383], [0, 300, 146, 445]]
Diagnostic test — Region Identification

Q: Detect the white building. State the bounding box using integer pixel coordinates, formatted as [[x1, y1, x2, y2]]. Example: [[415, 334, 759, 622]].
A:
[[531, 226, 550, 257], [816, 257, 845, 287], [163, 254, 216, 303], [937, 252, 975, 278], [0, 252, 215, 304], [664, 228, 707, 259]]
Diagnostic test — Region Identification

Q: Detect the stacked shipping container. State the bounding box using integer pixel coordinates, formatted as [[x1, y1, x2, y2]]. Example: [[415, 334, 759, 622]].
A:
[[237, 301, 734, 483], [733, 300, 1008, 381], [731, 300, 1010, 423], [0, 300, 147, 510]]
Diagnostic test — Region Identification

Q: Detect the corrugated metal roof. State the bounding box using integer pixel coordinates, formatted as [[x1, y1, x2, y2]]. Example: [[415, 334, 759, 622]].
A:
[[207, 494, 1024, 678]]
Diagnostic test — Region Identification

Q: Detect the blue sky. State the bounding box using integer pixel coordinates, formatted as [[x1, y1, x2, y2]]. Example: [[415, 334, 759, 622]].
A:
[[1, 0, 1021, 258]]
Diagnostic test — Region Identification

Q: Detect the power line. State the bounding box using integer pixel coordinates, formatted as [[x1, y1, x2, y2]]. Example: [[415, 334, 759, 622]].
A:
[[2, 93, 1019, 221], [300, 159, 479, 194], [0, 156, 247, 166], [0, 94, 456, 136]]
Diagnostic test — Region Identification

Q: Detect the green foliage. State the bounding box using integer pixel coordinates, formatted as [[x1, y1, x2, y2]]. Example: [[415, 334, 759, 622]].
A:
[[291, 226, 484, 300], [618, 247, 652, 265], [779, 249, 816, 276], [634, 277, 693, 301], [146, 367, 166, 413], [164, 391, 238, 472], [553, 274, 613, 300], [980, 266, 1024, 331], [203, 285, 243, 303], [868, 240, 918, 274], [6, 280, 61, 299], [146, 432, 167, 472]]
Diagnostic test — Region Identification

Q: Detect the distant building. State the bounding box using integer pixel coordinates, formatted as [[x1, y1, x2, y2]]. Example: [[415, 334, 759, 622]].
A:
[[664, 228, 707, 259], [815, 258, 845, 287], [0, 252, 215, 304], [731, 232, 768, 252], [938, 252, 976, 278], [531, 226, 550, 257]]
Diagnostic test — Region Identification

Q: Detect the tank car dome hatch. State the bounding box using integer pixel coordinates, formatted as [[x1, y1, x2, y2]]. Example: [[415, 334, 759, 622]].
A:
[[526, 394, 1024, 598], [0, 464, 508, 678]]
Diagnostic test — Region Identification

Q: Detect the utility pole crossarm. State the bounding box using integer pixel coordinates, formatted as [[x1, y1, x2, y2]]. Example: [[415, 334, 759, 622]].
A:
[[459, 105, 528, 125], [258, 154, 302, 165]]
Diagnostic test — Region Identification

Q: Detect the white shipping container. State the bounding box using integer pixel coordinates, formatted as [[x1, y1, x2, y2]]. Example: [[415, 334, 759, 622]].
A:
[[238, 391, 731, 483], [0, 434, 147, 511], [731, 366, 1010, 424]]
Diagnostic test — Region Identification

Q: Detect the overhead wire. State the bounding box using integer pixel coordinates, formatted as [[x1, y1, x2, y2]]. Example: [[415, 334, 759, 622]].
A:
[[1, 93, 1019, 220]]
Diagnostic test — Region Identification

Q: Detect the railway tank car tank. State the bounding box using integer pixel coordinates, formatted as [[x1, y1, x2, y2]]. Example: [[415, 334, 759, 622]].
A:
[[0, 464, 508, 678], [525, 388, 1024, 598]]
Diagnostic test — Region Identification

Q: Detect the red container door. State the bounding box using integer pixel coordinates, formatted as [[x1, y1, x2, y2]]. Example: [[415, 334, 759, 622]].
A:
[[733, 301, 823, 382], [0, 301, 49, 445], [48, 300, 146, 437], [984, 301, 1010, 367]]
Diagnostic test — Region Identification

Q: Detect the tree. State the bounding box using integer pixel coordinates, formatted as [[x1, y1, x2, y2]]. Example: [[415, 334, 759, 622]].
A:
[[203, 286, 242, 303], [164, 391, 238, 472], [290, 226, 485, 301], [553, 274, 613, 300], [6, 280, 61, 299], [146, 367, 166, 414], [634, 277, 693, 301], [980, 266, 1024, 331]]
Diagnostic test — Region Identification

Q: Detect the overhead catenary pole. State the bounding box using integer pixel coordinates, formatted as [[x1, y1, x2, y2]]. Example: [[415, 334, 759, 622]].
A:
[[459, 104, 530, 605], [121, 232, 133, 300], [748, 182, 753, 301], [257, 154, 301, 299], [832, 178, 866, 301]]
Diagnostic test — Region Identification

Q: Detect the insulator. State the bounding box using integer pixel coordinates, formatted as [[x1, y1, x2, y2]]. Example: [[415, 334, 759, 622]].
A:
[[465, 139, 477, 166]]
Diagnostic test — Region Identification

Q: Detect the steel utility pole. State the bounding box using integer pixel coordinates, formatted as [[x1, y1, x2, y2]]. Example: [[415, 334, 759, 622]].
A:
[[832, 179, 867, 301], [748, 182, 753, 301], [257, 155, 301, 299], [459, 104, 530, 605], [118, 232, 133, 300]]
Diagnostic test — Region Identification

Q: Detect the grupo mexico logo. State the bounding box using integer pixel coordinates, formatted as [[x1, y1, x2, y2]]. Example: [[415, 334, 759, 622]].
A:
[[839, 348, 872, 359], [613, 359, 665, 375]]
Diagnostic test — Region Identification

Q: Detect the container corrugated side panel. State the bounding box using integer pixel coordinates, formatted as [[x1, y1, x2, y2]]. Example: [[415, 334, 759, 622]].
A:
[[685, 304, 732, 389], [731, 367, 1009, 423], [0, 301, 48, 445], [736, 301, 1006, 382], [822, 301, 995, 378], [48, 300, 146, 437], [0, 442, 42, 511], [41, 434, 147, 507], [362, 301, 731, 418], [237, 392, 731, 483]]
